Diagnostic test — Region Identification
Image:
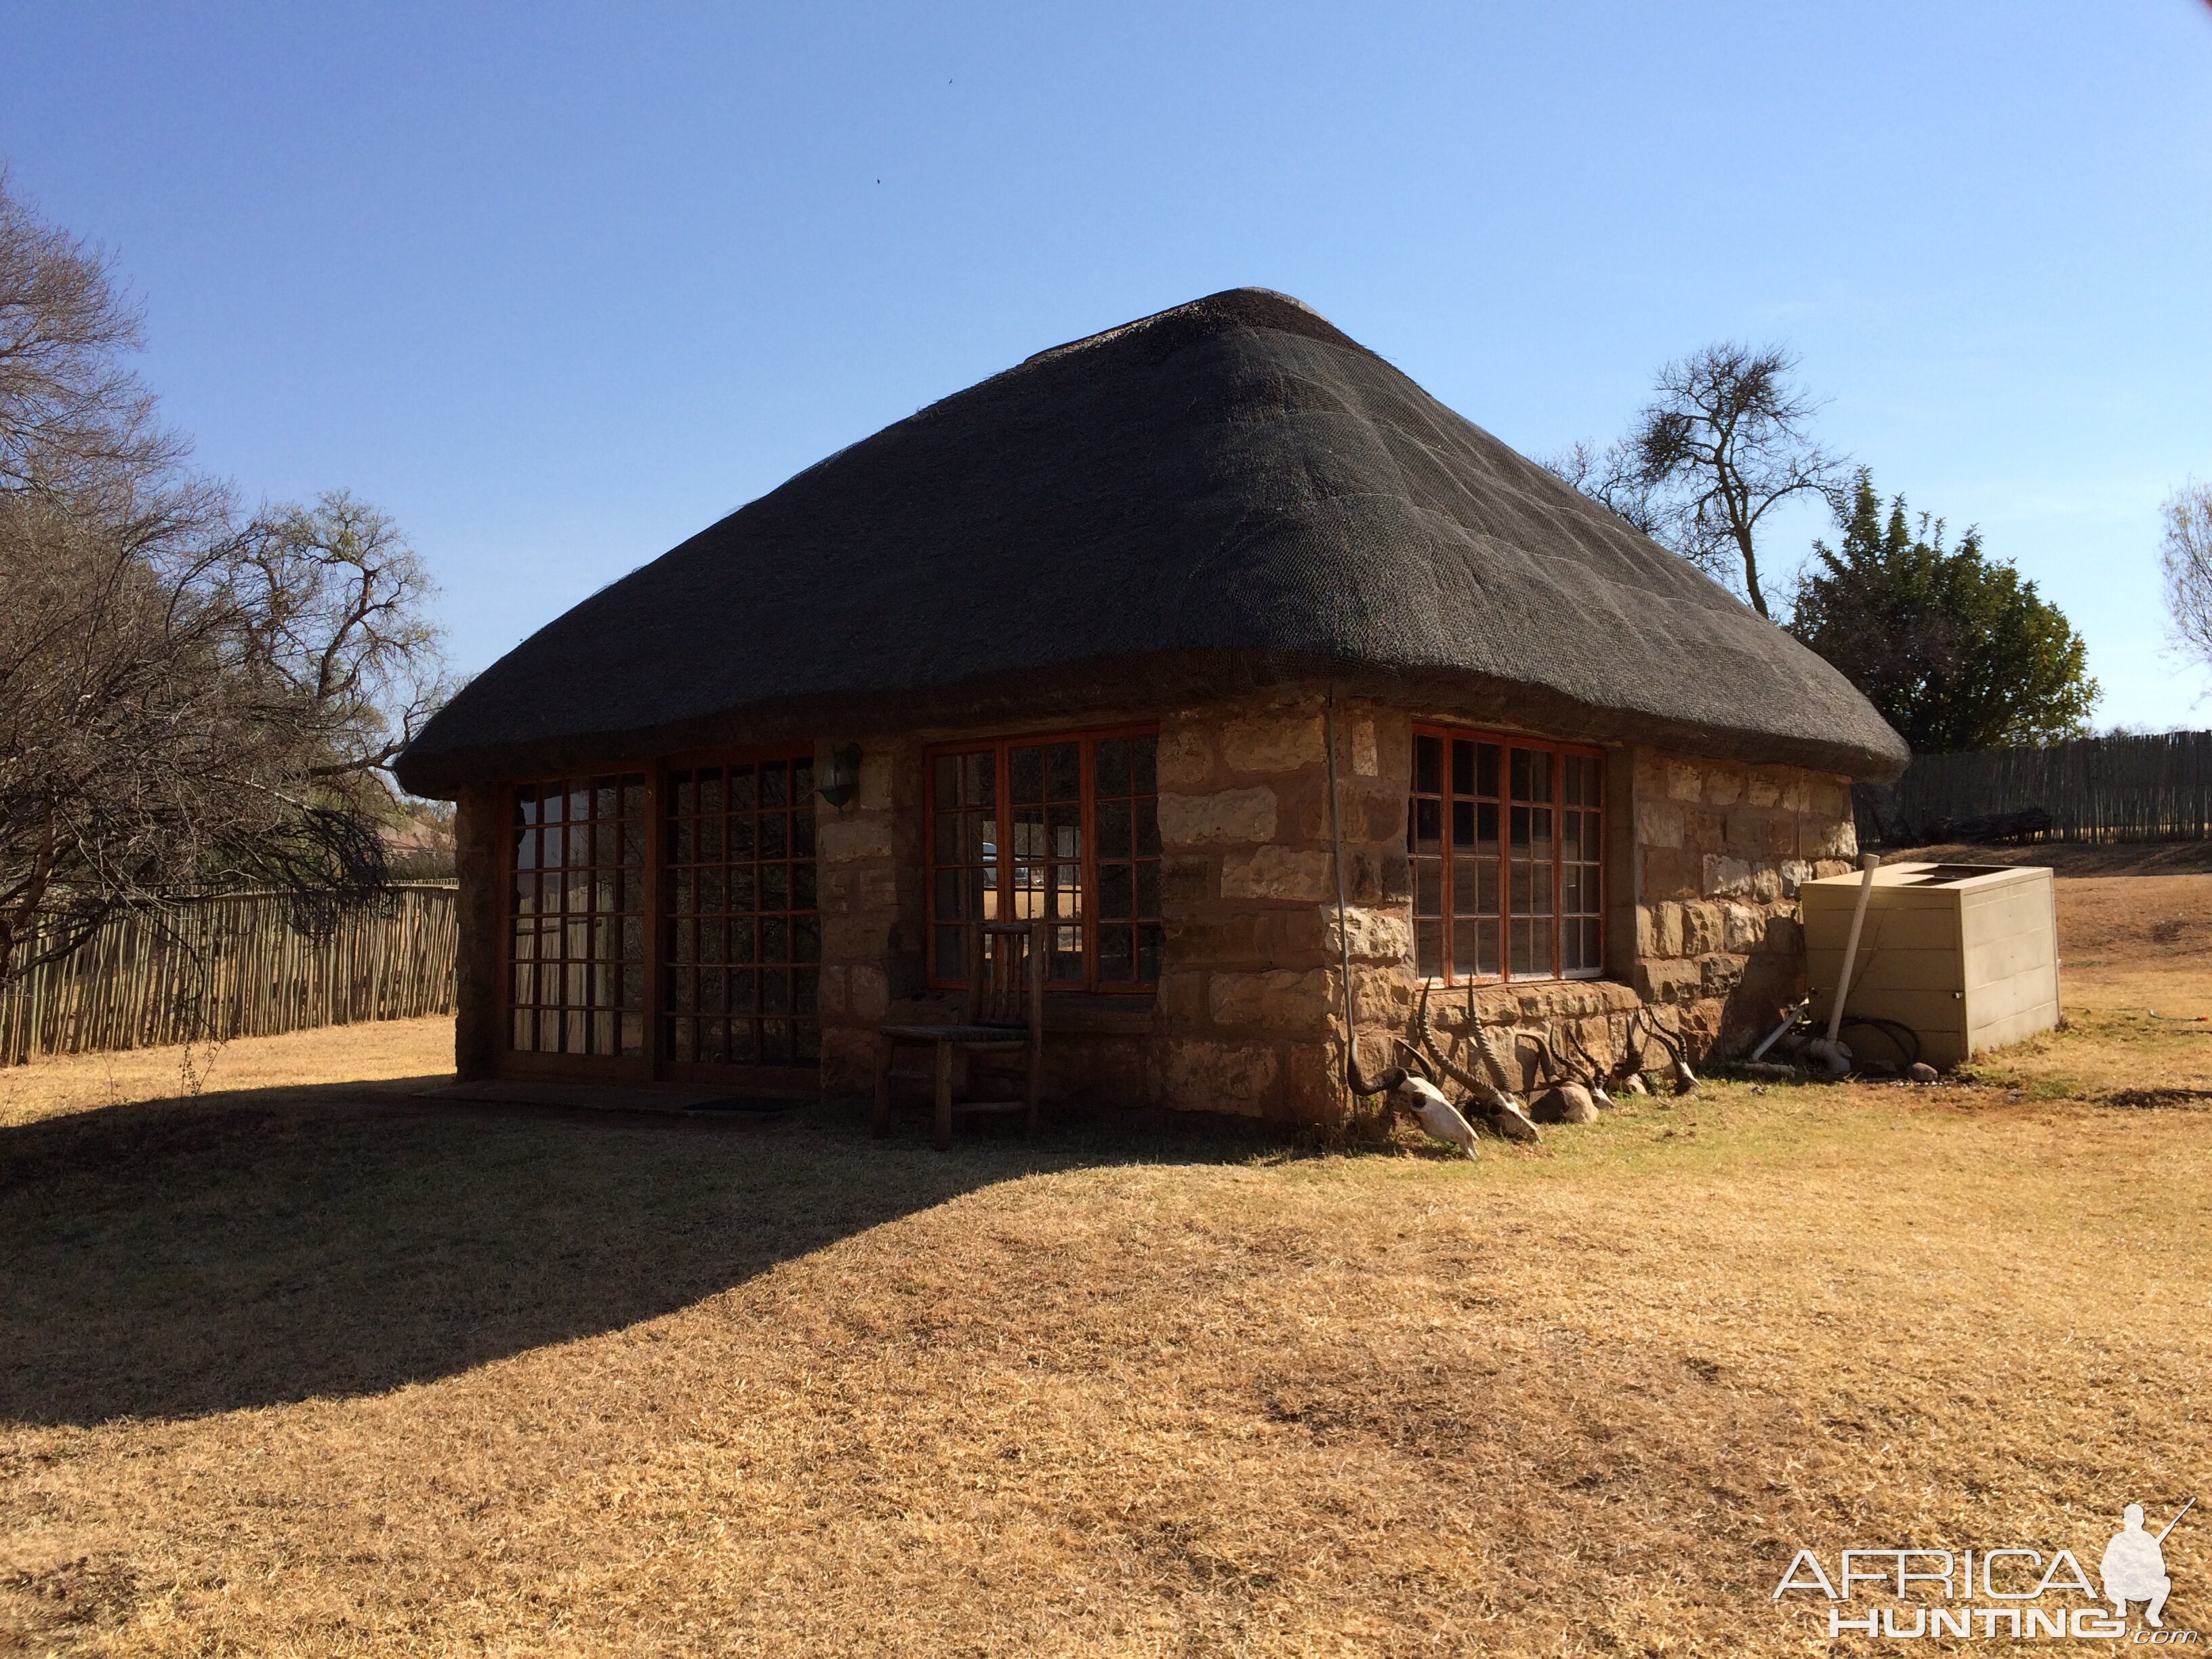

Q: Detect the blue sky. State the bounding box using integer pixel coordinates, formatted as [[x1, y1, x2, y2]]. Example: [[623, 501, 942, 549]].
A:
[[7, 2, 2209, 730]]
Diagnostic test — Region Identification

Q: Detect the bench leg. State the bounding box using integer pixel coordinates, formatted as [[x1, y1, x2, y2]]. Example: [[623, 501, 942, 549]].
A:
[[933, 1041, 955, 1151], [872, 1032, 896, 1137]]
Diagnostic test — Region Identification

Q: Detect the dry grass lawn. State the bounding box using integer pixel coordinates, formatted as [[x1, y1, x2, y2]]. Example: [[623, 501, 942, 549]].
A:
[[3, 869, 2208, 1656]]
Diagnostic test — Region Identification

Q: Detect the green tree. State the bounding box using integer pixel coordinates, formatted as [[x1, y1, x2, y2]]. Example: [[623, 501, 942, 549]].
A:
[[1789, 470, 2097, 751]]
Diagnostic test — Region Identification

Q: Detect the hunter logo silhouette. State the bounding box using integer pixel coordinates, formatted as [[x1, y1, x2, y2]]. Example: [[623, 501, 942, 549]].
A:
[[2103, 1497, 2192, 1630]]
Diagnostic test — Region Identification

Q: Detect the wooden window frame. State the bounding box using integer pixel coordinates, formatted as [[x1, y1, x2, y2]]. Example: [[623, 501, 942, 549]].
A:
[[497, 770, 656, 1082], [1409, 725, 1607, 986], [496, 744, 823, 1089], [656, 743, 821, 1085], [924, 724, 1162, 996]]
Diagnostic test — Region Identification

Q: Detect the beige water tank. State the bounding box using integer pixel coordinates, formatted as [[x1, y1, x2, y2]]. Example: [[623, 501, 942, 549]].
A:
[[1799, 862, 2059, 1069]]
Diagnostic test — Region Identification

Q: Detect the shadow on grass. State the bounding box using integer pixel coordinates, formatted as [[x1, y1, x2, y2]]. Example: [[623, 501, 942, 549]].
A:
[[0, 1076, 1318, 1427]]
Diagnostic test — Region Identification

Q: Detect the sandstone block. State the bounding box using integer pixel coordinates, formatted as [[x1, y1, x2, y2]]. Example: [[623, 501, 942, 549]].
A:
[[1666, 761, 1702, 802], [1158, 855, 1213, 909], [1158, 786, 1277, 847], [1156, 967, 1208, 1023], [857, 753, 896, 811], [1745, 770, 1782, 808], [1704, 764, 1744, 806], [1780, 859, 1816, 896], [1681, 901, 1724, 956], [1221, 845, 1333, 903], [1160, 1038, 1280, 1115], [1765, 817, 1799, 858], [1702, 855, 1753, 899], [1699, 954, 1746, 997], [1641, 845, 1696, 899], [848, 964, 890, 1022], [817, 965, 848, 1017], [1636, 956, 1702, 1004], [1351, 964, 1415, 1027], [1780, 777, 1810, 813], [1157, 725, 1213, 790], [1209, 968, 1334, 1033], [1721, 903, 1767, 954], [1636, 800, 1685, 849], [1757, 914, 1803, 955], [819, 1026, 876, 1094], [817, 815, 894, 863], [1352, 718, 1378, 777], [1322, 904, 1413, 964], [1223, 712, 1326, 775], [1651, 901, 1684, 958], [1811, 781, 1847, 819], [1724, 810, 1765, 852], [1283, 1040, 1349, 1124]]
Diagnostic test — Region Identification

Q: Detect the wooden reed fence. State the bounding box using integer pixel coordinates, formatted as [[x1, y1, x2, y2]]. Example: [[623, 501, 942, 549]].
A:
[[1860, 730, 2212, 846], [0, 882, 457, 1065]]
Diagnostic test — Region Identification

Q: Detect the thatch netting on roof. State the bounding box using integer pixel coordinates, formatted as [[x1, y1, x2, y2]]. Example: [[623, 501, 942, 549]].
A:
[[395, 289, 1906, 797]]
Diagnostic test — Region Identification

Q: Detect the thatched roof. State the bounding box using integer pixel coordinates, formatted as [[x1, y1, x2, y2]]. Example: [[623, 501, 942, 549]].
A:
[[396, 288, 1907, 797]]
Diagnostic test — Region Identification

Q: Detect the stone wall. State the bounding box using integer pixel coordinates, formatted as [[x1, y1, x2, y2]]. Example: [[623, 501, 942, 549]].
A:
[[802, 707, 1864, 1120], [1626, 746, 1857, 1054], [814, 739, 925, 1097], [1151, 695, 1410, 1126]]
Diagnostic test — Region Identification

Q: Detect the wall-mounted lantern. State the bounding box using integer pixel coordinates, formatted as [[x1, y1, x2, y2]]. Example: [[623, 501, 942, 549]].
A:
[[817, 742, 863, 811]]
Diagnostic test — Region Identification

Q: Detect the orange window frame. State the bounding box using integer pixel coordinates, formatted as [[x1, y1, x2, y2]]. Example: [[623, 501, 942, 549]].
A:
[[924, 724, 1162, 994], [1408, 726, 1607, 985]]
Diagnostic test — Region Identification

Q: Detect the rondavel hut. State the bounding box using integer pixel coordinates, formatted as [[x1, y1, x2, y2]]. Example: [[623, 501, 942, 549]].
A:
[[394, 289, 1907, 1132]]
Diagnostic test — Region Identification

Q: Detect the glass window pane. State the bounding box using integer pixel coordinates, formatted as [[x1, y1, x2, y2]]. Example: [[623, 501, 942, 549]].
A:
[[1416, 919, 1443, 979], [1414, 858, 1443, 917], [1452, 858, 1488, 917], [1010, 745, 1044, 803], [1098, 926, 1135, 983], [1099, 862, 1134, 920], [1452, 740, 1475, 797], [1134, 799, 1161, 857], [1096, 739, 1132, 798], [1097, 798, 1132, 859], [1132, 736, 1157, 797], [1414, 798, 1442, 853], [1416, 735, 1441, 795], [1046, 743, 1080, 801]]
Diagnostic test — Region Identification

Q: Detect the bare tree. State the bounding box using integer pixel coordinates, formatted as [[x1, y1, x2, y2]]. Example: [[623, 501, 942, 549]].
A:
[[2160, 480, 2212, 676], [1540, 438, 1665, 538], [1551, 344, 1845, 618], [0, 169, 449, 986], [1629, 344, 1845, 617]]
